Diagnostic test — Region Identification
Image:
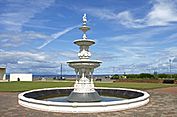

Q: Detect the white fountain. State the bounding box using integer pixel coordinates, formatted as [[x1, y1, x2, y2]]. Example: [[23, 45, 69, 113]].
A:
[[18, 14, 150, 113], [67, 14, 102, 102]]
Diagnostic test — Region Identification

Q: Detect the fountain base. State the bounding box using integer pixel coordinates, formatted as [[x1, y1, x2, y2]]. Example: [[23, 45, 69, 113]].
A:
[[67, 91, 101, 102], [67, 79, 101, 102]]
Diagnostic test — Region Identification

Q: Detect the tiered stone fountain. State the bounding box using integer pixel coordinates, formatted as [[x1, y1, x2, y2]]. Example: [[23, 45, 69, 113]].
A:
[[18, 14, 150, 113], [67, 14, 102, 102]]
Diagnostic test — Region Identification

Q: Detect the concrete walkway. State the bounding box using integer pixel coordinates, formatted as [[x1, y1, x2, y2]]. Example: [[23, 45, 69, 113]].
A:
[[0, 87, 177, 117]]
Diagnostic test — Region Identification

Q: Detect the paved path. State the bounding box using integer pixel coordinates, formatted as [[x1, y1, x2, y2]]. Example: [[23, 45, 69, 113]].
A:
[[0, 87, 177, 117], [150, 86, 177, 94]]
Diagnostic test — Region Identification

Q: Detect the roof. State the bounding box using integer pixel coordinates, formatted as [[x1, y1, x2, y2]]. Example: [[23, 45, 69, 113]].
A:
[[0, 67, 6, 70]]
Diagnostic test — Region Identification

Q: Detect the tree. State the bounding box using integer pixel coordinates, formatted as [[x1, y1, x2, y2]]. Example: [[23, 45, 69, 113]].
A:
[[158, 74, 168, 79], [111, 74, 119, 79], [138, 73, 154, 79]]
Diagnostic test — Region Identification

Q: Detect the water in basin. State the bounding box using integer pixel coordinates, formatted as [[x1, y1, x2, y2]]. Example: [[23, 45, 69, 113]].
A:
[[45, 96, 126, 102]]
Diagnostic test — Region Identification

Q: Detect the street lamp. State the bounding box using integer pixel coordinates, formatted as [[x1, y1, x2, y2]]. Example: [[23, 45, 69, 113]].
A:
[[60, 63, 63, 79], [169, 59, 172, 78]]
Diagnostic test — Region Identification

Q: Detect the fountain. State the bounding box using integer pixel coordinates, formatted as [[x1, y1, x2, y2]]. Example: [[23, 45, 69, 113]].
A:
[[18, 14, 150, 113], [67, 13, 102, 102]]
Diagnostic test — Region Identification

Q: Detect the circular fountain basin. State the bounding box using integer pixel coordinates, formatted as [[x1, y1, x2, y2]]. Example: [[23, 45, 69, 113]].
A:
[[18, 87, 150, 113]]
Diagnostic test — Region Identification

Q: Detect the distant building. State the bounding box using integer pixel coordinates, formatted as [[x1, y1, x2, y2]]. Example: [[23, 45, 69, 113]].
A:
[[10, 73, 33, 81], [0, 67, 6, 80]]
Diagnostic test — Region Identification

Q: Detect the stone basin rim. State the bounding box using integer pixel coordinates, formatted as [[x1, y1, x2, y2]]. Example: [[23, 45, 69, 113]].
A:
[[18, 87, 150, 106], [67, 60, 102, 63]]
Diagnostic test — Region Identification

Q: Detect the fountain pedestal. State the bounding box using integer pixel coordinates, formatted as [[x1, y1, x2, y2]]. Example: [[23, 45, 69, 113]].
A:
[[67, 79, 101, 102], [67, 14, 102, 102]]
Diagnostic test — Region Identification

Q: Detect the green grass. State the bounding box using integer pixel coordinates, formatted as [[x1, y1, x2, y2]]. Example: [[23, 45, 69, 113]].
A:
[[95, 82, 177, 90], [0, 81, 176, 92], [0, 81, 74, 92]]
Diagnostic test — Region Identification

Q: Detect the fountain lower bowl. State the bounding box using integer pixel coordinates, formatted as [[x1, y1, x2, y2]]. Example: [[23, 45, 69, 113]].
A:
[[67, 60, 102, 69], [18, 87, 150, 113]]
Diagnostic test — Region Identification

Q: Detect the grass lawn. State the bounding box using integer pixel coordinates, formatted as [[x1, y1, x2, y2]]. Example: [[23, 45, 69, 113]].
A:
[[0, 81, 74, 92], [0, 81, 176, 92], [95, 82, 177, 90]]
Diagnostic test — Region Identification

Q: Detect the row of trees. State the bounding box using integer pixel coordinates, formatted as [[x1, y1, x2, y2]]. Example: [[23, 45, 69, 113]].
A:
[[111, 73, 177, 80]]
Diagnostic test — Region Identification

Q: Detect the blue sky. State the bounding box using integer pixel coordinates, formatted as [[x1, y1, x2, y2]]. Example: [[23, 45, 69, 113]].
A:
[[1, 0, 177, 75]]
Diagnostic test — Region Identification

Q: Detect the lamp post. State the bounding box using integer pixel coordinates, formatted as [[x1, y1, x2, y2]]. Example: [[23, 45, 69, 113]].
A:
[[112, 67, 116, 75], [60, 63, 63, 80], [169, 59, 172, 78]]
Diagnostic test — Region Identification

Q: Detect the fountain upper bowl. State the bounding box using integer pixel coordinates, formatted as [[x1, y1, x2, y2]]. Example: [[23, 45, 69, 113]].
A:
[[74, 39, 95, 46]]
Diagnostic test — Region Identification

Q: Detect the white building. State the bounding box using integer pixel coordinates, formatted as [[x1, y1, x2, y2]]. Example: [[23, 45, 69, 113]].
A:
[[10, 73, 33, 81], [0, 67, 6, 80]]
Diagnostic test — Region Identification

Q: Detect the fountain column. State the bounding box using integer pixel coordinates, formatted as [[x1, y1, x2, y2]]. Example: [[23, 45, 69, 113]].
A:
[[67, 14, 102, 102]]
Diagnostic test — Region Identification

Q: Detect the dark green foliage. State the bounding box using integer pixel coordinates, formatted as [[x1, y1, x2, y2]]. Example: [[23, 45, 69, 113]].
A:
[[157, 74, 177, 79], [126, 73, 177, 79], [126, 74, 139, 79], [157, 74, 169, 79], [126, 73, 154, 79], [171, 74, 177, 79], [138, 73, 154, 79], [111, 74, 119, 79]]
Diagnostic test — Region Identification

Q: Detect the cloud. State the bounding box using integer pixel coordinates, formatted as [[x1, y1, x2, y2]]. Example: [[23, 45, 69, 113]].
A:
[[94, 42, 177, 74], [83, 8, 140, 28], [37, 25, 79, 49], [0, 31, 51, 48], [84, 8, 116, 20], [164, 47, 177, 57], [118, 46, 177, 73], [0, 51, 46, 64], [58, 51, 77, 59], [113, 0, 177, 28], [146, 0, 177, 26], [84, 0, 177, 28], [109, 30, 156, 42], [0, 50, 65, 74], [98, 27, 174, 63], [0, 0, 55, 32], [106, 26, 176, 46], [0, 49, 78, 74], [1, 20, 61, 31], [0, 0, 58, 49], [143, 46, 177, 72], [0, 24, 79, 49], [115, 11, 146, 28], [92, 52, 120, 62]]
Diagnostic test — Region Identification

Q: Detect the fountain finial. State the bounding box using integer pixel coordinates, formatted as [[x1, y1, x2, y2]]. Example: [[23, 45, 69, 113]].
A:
[[79, 13, 90, 38], [82, 13, 87, 25]]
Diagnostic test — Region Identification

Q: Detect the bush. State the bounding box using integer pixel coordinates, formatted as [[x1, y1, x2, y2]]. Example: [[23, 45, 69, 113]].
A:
[[171, 74, 177, 79], [158, 74, 169, 79], [112, 73, 177, 80], [138, 73, 154, 79], [111, 74, 119, 79], [126, 74, 139, 79]]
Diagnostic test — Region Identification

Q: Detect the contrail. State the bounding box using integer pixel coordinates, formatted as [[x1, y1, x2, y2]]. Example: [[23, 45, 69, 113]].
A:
[[37, 25, 79, 49]]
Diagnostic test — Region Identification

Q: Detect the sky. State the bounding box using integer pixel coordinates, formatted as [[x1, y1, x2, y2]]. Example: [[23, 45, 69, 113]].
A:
[[1, 0, 177, 75]]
